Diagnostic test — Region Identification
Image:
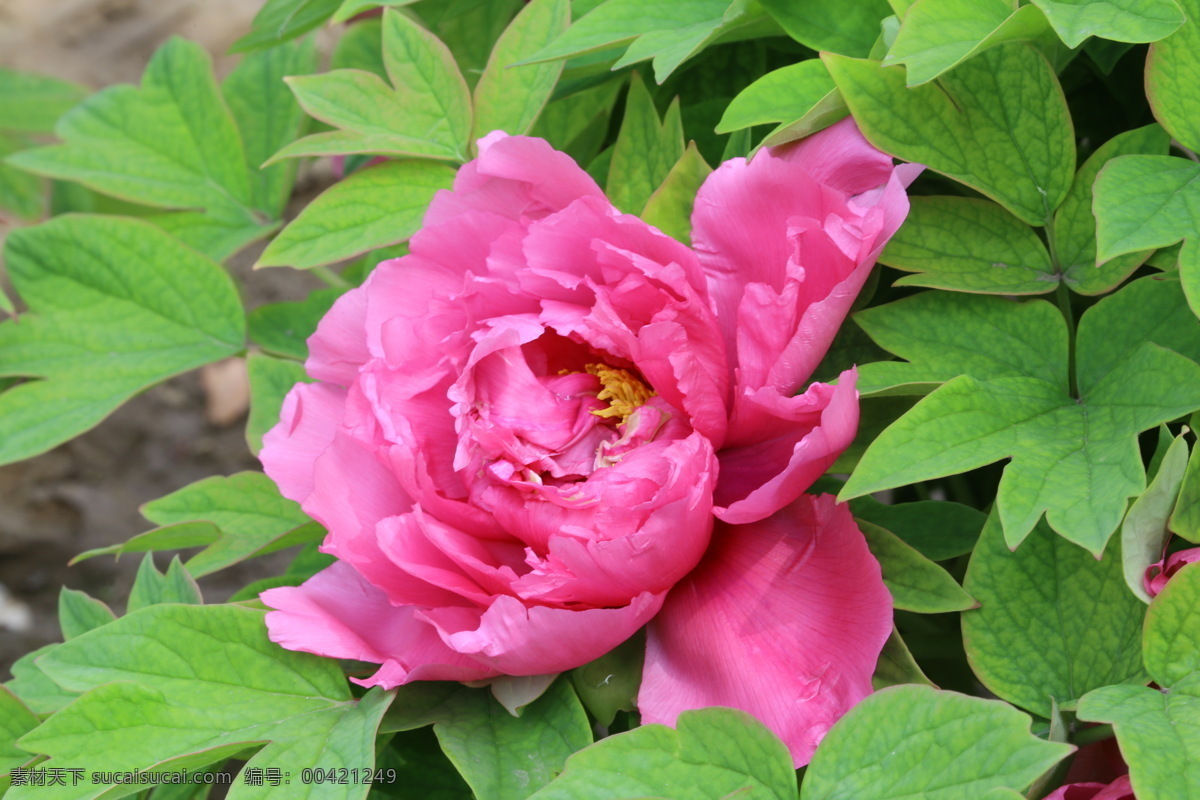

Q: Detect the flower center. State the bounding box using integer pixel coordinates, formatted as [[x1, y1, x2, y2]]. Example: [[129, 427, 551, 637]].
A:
[[584, 363, 655, 424]]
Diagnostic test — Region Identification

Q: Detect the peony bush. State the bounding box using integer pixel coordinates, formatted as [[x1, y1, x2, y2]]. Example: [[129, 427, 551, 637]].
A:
[[2, 0, 1200, 798]]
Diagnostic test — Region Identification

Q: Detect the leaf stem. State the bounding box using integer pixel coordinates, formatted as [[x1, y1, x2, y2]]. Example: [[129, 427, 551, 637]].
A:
[[311, 266, 351, 289], [1055, 282, 1078, 398]]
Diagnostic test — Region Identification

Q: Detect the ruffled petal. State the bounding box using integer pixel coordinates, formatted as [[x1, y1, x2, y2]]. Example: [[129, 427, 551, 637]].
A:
[[422, 590, 665, 675], [260, 382, 348, 506], [262, 561, 498, 687], [1044, 776, 1134, 800], [715, 371, 859, 525], [638, 494, 892, 767]]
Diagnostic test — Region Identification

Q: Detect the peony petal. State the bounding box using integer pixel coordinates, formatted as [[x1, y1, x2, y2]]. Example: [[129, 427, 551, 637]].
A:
[[715, 371, 859, 525], [306, 288, 370, 386], [422, 590, 665, 675], [425, 134, 606, 227], [262, 561, 498, 687], [260, 382, 348, 506], [1044, 775, 1135, 800], [1144, 545, 1200, 596], [780, 116, 897, 194], [638, 494, 892, 767]]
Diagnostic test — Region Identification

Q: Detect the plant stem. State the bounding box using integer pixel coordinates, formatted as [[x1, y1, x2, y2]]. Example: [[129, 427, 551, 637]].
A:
[[1055, 282, 1078, 398], [311, 266, 351, 289]]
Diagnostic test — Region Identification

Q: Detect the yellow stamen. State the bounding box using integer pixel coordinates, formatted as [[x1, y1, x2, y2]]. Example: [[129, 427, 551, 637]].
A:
[[584, 363, 656, 424]]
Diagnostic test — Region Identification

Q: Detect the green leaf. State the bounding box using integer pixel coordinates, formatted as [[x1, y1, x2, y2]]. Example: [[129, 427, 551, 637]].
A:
[[530, 77, 622, 161], [230, 0, 342, 53], [5, 646, 80, 716], [850, 497, 985, 561], [640, 142, 711, 245], [0, 686, 38, 775], [258, 159, 456, 269], [762, 0, 892, 56], [57, 588, 116, 641], [0, 69, 89, 133], [569, 634, 643, 727], [1078, 676, 1200, 800], [1172, 440, 1200, 542], [1147, 0, 1200, 153], [148, 210, 278, 262], [422, 0, 524, 91], [8, 38, 260, 223], [278, 11, 472, 163], [520, 0, 729, 75], [434, 679, 593, 800], [17, 604, 392, 799], [248, 287, 344, 361], [853, 291, 1066, 395], [0, 215, 245, 466], [528, 707, 796, 800], [127, 555, 203, 612], [247, 353, 314, 455], [71, 522, 222, 568], [843, 281, 1200, 553], [858, 520, 976, 613], [801, 685, 1073, 800], [1093, 155, 1200, 315], [879, 196, 1057, 294], [1144, 562, 1200, 686], [0, 132, 45, 220], [332, 0, 420, 24], [883, 0, 1050, 86], [279, 74, 463, 161], [382, 9, 473, 154], [717, 58, 837, 133], [331, 18, 385, 77], [472, 0, 570, 140], [1052, 124, 1170, 296], [606, 74, 684, 214], [139, 472, 322, 578], [872, 626, 936, 690], [962, 513, 1148, 717], [1031, 0, 1184, 49], [377, 727, 473, 799], [824, 44, 1074, 226], [223, 40, 318, 218], [1123, 435, 1189, 603]]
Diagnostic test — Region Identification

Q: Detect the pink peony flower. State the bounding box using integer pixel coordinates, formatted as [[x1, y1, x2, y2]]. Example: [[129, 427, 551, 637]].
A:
[[1045, 775, 1135, 800], [1144, 546, 1200, 597], [259, 118, 917, 765]]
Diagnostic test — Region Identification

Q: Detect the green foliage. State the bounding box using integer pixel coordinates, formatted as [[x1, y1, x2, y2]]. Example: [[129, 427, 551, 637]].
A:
[[0, 68, 89, 133], [1031, 0, 1184, 49], [858, 520, 976, 613], [880, 197, 1057, 294], [0, 216, 244, 466], [278, 11, 472, 162], [850, 497, 985, 561], [231, 0, 342, 53], [57, 589, 116, 640], [1172, 440, 1200, 542], [433, 680, 593, 800], [127, 555, 204, 612], [716, 59, 849, 147], [1122, 435, 1190, 602], [761, 0, 891, 57], [570, 634, 644, 726], [843, 281, 1200, 553], [258, 159, 456, 268], [1078, 675, 1200, 800], [528, 708, 798, 800], [473, 0, 571, 139], [825, 44, 1074, 226], [248, 288, 345, 361], [8, 38, 284, 255], [1143, 563, 1200, 686], [11, 604, 393, 800], [606, 73, 684, 214], [884, 0, 1050, 87], [641, 143, 711, 244], [800, 686, 1073, 800], [962, 513, 1148, 717]]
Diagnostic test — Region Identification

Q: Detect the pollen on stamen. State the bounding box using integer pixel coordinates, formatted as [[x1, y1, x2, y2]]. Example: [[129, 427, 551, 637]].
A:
[[584, 363, 656, 424]]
